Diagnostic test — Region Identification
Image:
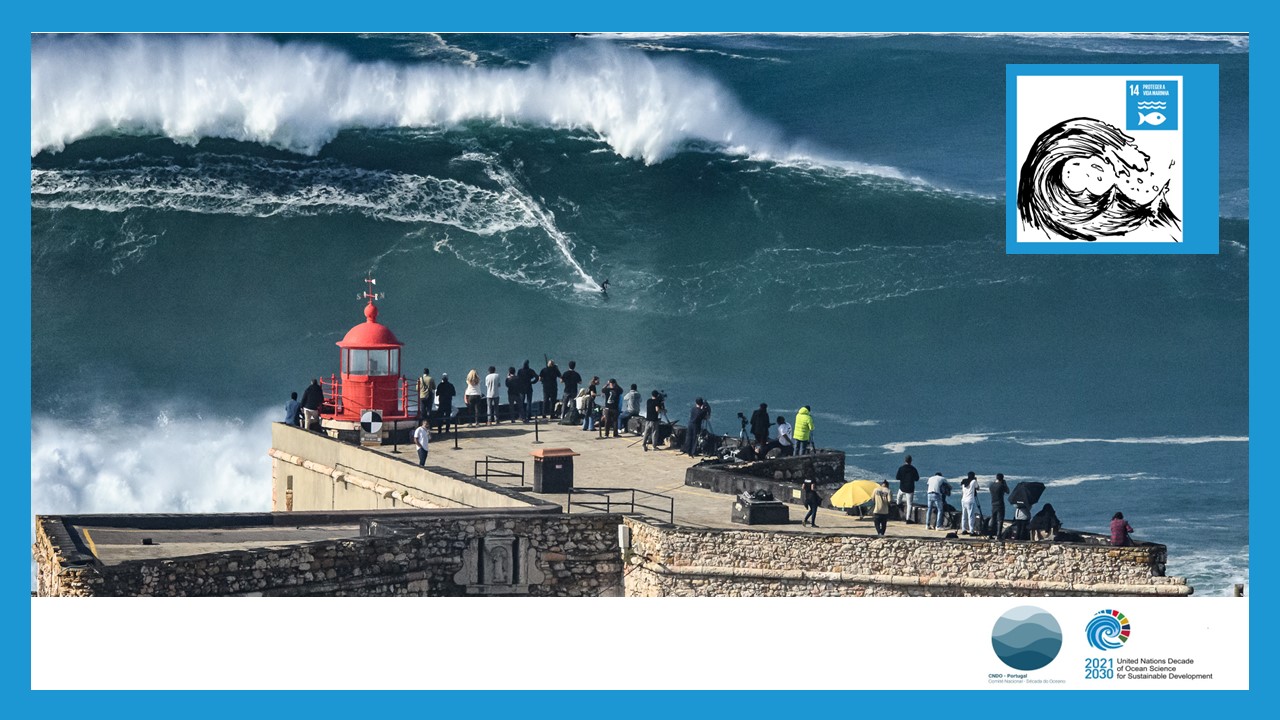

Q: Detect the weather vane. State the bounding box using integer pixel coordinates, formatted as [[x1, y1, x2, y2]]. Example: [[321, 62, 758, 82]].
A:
[[357, 276, 385, 304]]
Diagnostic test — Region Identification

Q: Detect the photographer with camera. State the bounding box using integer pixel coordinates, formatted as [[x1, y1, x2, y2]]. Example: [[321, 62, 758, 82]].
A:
[[643, 390, 666, 451]]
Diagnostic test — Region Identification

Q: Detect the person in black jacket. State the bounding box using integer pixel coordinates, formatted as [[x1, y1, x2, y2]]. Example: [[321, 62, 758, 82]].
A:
[[300, 378, 324, 430], [749, 403, 771, 445], [539, 360, 562, 418], [643, 391, 664, 451], [802, 478, 821, 528], [1029, 503, 1062, 540], [684, 398, 709, 456], [895, 455, 921, 524], [600, 379, 622, 438], [517, 360, 539, 421], [987, 473, 1010, 539], [434, 373, 456, 433]]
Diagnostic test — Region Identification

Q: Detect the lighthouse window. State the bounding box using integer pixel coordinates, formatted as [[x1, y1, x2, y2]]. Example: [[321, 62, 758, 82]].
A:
[[347, 349, 396, 376], [348, 349, 368, 375], [367, 350, 390, 375]]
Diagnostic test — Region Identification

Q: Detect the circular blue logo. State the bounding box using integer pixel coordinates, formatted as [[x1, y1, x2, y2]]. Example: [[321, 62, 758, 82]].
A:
[[1086, 609, 1131, 651], [991, 605, 1063, 671]]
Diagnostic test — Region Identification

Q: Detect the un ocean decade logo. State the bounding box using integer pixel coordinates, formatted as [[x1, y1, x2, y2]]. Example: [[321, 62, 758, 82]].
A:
[[991, 606, 1063, 671], [1086, 609, 1131, 651]]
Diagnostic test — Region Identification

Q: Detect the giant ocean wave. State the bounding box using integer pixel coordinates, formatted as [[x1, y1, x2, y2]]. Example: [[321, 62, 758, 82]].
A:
[[32, 34, 887, 172]]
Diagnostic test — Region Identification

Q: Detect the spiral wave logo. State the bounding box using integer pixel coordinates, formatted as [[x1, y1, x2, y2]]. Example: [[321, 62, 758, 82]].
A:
[[1086, 609, 1131, 651]]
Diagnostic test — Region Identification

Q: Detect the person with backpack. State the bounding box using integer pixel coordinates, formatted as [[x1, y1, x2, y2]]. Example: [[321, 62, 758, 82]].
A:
[[872, 480, 893, 535], [802, 477, 822, 528]]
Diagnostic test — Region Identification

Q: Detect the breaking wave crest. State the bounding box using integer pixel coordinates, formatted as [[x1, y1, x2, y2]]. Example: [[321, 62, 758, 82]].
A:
[[33, 34, 823, 167], [31, 407, 274, 517]]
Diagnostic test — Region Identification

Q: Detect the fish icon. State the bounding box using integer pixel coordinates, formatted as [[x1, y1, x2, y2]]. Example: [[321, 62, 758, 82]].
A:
[[1138, 111, 1167, 126]]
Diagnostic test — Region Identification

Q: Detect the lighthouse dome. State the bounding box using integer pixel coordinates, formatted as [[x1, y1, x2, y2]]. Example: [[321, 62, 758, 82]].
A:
[[337, 302, 402, 349]]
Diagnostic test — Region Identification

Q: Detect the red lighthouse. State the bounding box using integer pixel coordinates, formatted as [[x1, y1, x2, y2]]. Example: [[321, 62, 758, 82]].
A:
[[320, 278, 415, 441]]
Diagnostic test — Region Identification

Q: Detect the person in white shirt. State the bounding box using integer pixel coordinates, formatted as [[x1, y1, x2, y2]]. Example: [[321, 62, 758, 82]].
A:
[[926, 472, 948, 530], [775, 416, 793, 455], [484, 366, 501, 425], [413, 420, 430, 467], [960, 471, 982, 535]]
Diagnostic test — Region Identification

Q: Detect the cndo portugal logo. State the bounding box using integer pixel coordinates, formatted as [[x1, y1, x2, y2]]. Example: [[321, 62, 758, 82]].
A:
[[991, 606, 1062, 671], [1086, 609, 1131, 651]]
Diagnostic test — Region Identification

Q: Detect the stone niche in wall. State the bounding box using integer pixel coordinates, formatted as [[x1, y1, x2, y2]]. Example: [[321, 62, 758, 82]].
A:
[[453, 529, 547, 595]]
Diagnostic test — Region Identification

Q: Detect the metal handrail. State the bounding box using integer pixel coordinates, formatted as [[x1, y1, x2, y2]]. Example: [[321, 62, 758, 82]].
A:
[[567, 487, 675, 524], [473, 456, 527, 486]]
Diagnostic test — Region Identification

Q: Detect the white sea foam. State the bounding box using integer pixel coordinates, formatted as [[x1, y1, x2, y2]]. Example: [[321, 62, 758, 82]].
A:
[[1013, 435, 1248, 447], [597, 31, 1249, 53], [812, 411, 880, 428], [31, 407, 275, 518], [1038, 472, 1153, 488], [880, 431, 1019, 455], [31, 34, 841, 168]]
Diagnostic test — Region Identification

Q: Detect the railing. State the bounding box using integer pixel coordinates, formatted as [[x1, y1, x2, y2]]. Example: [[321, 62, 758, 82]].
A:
[[473, 456, 526, 486], [567, 487, 675, 525], [320, 375, 417, 418]]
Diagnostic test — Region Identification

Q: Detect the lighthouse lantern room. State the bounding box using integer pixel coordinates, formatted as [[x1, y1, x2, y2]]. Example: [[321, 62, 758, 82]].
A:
[[320, 278, 415, 442]]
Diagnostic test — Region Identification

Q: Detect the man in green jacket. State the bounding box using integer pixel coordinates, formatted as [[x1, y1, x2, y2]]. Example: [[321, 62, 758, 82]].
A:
[[793, 406, 815, 455]]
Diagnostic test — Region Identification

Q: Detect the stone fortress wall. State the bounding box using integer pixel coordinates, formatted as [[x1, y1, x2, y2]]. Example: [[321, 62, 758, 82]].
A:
[[35, 511, 622, 597], [621, 518, 1190, 597]]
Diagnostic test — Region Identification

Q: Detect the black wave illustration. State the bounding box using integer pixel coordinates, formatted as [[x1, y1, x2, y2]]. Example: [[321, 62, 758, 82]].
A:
[[1017, 117, 1181, 241]]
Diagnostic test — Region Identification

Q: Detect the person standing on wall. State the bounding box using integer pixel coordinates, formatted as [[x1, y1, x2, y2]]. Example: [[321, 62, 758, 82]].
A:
[[484, 366, 501, 425], [872, 480, 893, 536], [987, 474, 1010, 539], [413, 419, 431, 467], [802, 477, 822, 528], [417, 367, 434, 422], [539, 359, 562, 419], [793, 406, 815, 455], [895, 454, 920, 524], [749, 403, 772, 446]]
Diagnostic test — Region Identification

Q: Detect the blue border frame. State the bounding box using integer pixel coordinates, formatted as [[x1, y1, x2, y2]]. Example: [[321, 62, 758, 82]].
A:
[[6, 2, 1271, 715], [1006, 64, 1220, 254]]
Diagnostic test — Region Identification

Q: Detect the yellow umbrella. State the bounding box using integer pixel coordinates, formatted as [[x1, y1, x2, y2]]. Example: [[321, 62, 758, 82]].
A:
[[829, 480, 881, 509]]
